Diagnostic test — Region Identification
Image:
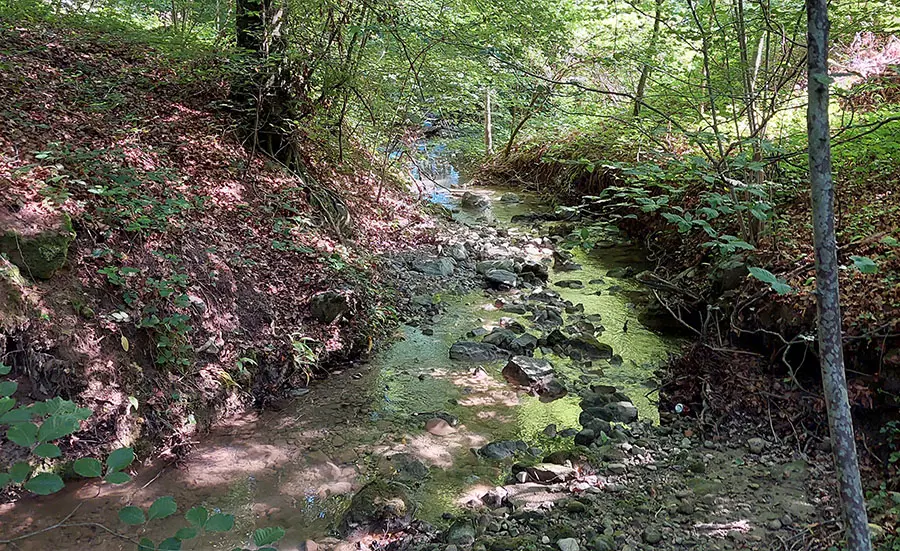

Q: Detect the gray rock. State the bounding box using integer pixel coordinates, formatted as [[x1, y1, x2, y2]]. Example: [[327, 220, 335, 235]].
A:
[[509, 333, 539, 356], [476, 259, 517, 274], [447, 520, 476, 546], [485, 269, 518, 288], [590, 535, 615, 551], [607, 267, 635, 278], [387, 453, 429, 482], [582, 401, 638, 424], [574, 429, 596, 446], [608, 463, 626, 474], [500, 303, 528, 314], [483, 328, 518, 349], [555, 279, 584, 289], [747, 437, 766, 454], [502, 355, 553, 382], [414, 257, 456, 276], [642, 527, 662, 545], [310, 290, 350, 324], [446, 243, 468, 261], [449, 342, 508, 362], [558, 538, 579, 551], [500, 192, 522, 203], [340, 479, 414, 536], [462, 191, 491, 211], [565, 334, 613, 360], [479, 440, 529, 460]]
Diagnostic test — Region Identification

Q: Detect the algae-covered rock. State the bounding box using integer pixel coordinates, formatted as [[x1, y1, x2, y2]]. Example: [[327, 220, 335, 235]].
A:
[[340, 479, 415, 536], [1, 207, 75, 280]]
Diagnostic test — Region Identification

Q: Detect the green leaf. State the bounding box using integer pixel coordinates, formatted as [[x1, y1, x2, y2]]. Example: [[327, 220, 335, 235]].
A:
[[138, 538, 155, 551], [205, 513, 235, 532], [38, 414, 80, 443], [881, 236, 900, 247], [253, 526, 286, 547], [813, 73, 835, 85], [118, 506, 146, 525], [106, 447, 135, 472], [7, 422, 38, 447], [148, 496, 177, 521], [175, 527, 198, 540], [10, 461, 32, 483], [1, 406, 35, 424], [0, 396, 15, 416], [0, 473, 11, 488], [74, 457, 103, 477], [33, 443, 62, 458], [0, 362, 10, 375], [748, 267, 792, 295], [0, 380, 18, 397], [185, 506, 208, 527], [158, 537, 181, 551], [105, 471, 132, 484], [849, 255, 878, 274], [24, 473, 65, 495]]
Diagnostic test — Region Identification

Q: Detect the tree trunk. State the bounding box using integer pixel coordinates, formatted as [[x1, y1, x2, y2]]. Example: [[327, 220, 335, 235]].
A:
[[484, 88, 494, 155], [633, 0, 663, 117], [806, 0, 872, 548]]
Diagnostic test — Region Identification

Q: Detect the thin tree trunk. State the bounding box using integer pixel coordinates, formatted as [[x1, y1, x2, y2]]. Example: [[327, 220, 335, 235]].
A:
[[634, 0, 663, 117], [485, 88, 494, 155], [807, 0, 872, 548]]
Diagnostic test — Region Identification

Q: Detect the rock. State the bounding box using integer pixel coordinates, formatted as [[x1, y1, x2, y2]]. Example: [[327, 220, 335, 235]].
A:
[[445, 243, 469, 261], [500, 303, 528, 314], [448, 520, 476, 546], [541, 536, 551, 545], [425, 418, 456, 436], [450, 342, 508, 362], [479, 440, 529, 460], [543, 424, 557, 438], [483, 328, 517, 349], [522, 463, 576, 483], [485, 269, 518, 288], [298, 541, 318, 551], [0, 258, 28, 329], [555, 279, 584, 289], [476, 259, 517, 275], [414, 257, 456, 276], [499, 192, 522, 203], [565, 335, 613, 360], [608, 463, 626, 474], [581, 401, 638, 424], [502, 356, 566, 400], [520, 260, 549, 282], [589, 535, 615, 551], [509, 333, 539, 356], [557, 538, 579, 551], [574, 429, 596, 447], [606, 267, 635, 279], [0, 207, 75, 280], [310, 290, 350, 323], [642, 527, 662, 545], [462, 191, 491, 211], [387, 453, 430, 482], [677, 501, 695, 515], [340, 479, 415, 536], [747, 437, 766, 454]]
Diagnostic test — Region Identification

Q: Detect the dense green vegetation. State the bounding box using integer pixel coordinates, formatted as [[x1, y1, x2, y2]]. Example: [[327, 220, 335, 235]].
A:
[[1, 0, 899, 549]]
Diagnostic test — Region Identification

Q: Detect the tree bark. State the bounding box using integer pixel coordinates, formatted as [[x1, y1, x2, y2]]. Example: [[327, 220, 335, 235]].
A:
[[485, 88, 494, 155], [633, 0, 663, 117], [806, 0, 872, 548]]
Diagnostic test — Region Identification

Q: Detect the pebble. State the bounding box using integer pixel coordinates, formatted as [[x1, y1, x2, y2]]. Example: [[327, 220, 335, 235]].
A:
[[748, 437, 766, 454], [558, 538, 580, 551], [767, 519, 783, 530], [642, 527, 662, 544], [541, 536, 551, 544]]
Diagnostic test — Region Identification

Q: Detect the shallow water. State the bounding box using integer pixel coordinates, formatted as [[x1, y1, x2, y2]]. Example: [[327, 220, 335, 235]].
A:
[[0, 188, 684, 551]]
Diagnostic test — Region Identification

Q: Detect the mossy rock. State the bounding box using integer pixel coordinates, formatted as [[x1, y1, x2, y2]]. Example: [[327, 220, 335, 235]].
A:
[[339, 479, 415, 536], [0, 258, 28, 328], [0, 210, 75, 280], [485, 535, 539, 551]]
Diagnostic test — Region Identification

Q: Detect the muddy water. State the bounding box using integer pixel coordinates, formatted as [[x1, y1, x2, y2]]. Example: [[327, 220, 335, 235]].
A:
[[0, 189, 683, 551]]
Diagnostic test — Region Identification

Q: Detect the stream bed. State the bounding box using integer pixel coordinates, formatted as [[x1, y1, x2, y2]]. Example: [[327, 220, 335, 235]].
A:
[[1, 187, 686, 551]]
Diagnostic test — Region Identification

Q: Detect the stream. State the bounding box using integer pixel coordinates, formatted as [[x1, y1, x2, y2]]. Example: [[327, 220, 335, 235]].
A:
[[1, 177, 686, 550]]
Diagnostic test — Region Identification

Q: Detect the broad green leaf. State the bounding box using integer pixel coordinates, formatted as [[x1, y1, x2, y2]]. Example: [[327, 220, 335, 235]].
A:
[[138, 538, 155, 551], [0, 473, 11, 488], [0, 396, 15, 416], [33, 443, 62, 458], [7, 422, 38, 447], [73, 457, 103, 477], [105, 471, 132, 484], [24, 473, 65, 495], [175, 527, 198, 540], [1, 407, 35, 424], [0, 362, 10, 375], [148, 496, 177, 521], [253, 526, 286, 547], [185, 506, 208, 527], [158, 538, 181, 551], [106, 447, 135, 472], [0, 380, 18, 397], [882, 236, 900, 247], [849, 255, 878, 274], [38, 414, 80, 443], [205, 513, 235, 532], [748, 267, 792, 295], [10, 461, 32, 483], [118, 506, 146, 525]]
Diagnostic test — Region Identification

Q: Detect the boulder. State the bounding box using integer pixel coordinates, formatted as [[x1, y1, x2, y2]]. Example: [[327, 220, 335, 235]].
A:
[[482, 328, 517, 349], [386, 453, 430, 482], [520, 260, 549, 282], [449, 342, 508, 362], [447, 520, 477, 547], [479, 440, 529, 460], [499, 192, 522, 203], [340, 479, 415, 536], [521, 463, 576, 483], [309, 290, 350, 323], [509, 333, 538, 356], [581, 401, 638, 424], [0, 207, 75, 280], [502, 356, 554, 386], [485, 269, 517, 288], [461, 191, 491, 211], [413, 257, 456, 276], [565, 334, 613, 360], [476, 259, 517, 274]]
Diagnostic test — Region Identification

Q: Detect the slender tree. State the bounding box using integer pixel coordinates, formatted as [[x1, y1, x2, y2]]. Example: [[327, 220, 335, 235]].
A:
[[806, 0, 873, 548]]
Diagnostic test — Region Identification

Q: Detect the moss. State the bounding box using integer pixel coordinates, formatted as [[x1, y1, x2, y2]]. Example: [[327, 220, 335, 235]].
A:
[[0, 212, 75, 280], [485, 536, 539, 551], [0, 258, 28, 328]]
